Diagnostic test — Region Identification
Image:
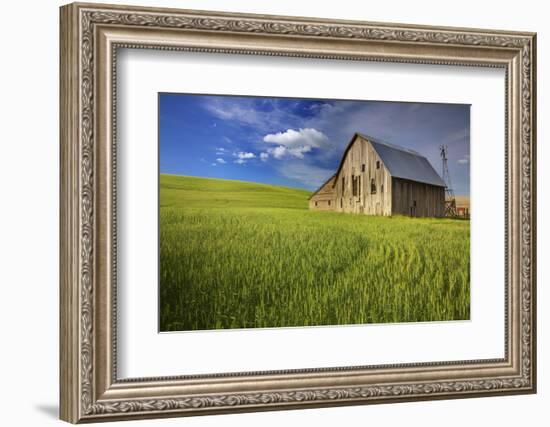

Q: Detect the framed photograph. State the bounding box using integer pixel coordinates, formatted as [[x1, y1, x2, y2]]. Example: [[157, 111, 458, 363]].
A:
[[60, 2, 537, 423]]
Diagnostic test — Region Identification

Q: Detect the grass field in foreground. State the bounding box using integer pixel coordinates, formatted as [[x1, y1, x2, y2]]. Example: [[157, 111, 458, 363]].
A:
[[160, 174, 470, 331]]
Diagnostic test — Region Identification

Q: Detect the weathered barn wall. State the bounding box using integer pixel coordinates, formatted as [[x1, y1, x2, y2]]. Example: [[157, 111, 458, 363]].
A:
[[391, 177, 445, 217], [309, 175, 336, 211], [333, 135, 392, 216]]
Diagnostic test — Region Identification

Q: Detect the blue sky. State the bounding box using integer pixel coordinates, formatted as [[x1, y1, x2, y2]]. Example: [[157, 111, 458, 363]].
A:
[[159, 93, 470, 195]]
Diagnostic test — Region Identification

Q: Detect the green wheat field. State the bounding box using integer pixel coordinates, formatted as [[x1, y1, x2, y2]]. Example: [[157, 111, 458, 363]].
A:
[[160, 174, 470, 332]]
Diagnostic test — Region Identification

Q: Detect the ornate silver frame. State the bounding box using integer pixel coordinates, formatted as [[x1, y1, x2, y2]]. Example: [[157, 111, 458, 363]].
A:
[[60, 2, 536, 423]]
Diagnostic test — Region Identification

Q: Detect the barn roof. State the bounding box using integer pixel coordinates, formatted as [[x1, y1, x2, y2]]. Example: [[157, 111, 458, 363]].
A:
[[333, 133, 446, 188]]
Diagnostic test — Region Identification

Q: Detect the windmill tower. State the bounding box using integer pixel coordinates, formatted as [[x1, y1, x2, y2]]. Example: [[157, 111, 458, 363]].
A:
[[440, 145, 457, 217]]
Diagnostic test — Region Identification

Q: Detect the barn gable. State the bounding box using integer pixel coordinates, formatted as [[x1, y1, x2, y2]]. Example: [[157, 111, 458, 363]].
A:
[[332, 134, 392, 215]]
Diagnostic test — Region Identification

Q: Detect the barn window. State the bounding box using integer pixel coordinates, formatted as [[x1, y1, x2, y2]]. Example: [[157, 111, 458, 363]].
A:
[[315, 201, 318, 206], [328, 200, 331, 206], [381, 184, 384, 193], [371, 178, 376, 194], [361, 164, 365, 172], [352, 175, 358, 196], [358, 176, 361, 197], [340, 198, 343, 208], [376, 160, 381, 169], [342, 177, 345, 192]]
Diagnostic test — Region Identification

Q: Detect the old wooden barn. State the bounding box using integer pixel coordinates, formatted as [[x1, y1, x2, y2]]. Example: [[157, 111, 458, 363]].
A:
[[309, 133, 445, 217]]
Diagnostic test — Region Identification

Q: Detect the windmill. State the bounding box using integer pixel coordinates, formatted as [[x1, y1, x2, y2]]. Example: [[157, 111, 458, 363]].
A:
[[440, 145, 457, 217]]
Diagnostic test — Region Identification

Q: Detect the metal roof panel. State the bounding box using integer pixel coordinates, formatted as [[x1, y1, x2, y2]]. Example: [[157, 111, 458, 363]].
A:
[[361, 134, 445, 187]]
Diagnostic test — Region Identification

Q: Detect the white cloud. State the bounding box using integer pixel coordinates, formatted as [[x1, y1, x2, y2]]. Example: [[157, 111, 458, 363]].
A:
[[235, 152, 256, 159], [211, 163, 217, 166], [268, 145, 313, 159], [457, 154, 470, 165], [263, 128, 329, 149], [231, 151, 257, 165], [263, 128, 328, 160], [269, 146, 287, 159], [288, 146, 312, 158], [216, 158, 226, 164], [260, 152, 269, 162]]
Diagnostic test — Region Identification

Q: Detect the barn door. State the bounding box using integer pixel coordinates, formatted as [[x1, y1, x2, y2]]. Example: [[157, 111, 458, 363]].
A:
[[410, 200, 417, 217]]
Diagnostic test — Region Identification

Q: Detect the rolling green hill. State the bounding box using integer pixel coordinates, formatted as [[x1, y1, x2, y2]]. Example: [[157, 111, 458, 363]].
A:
[[160, 174, 311, 210], [160, 174, 470, 331]]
